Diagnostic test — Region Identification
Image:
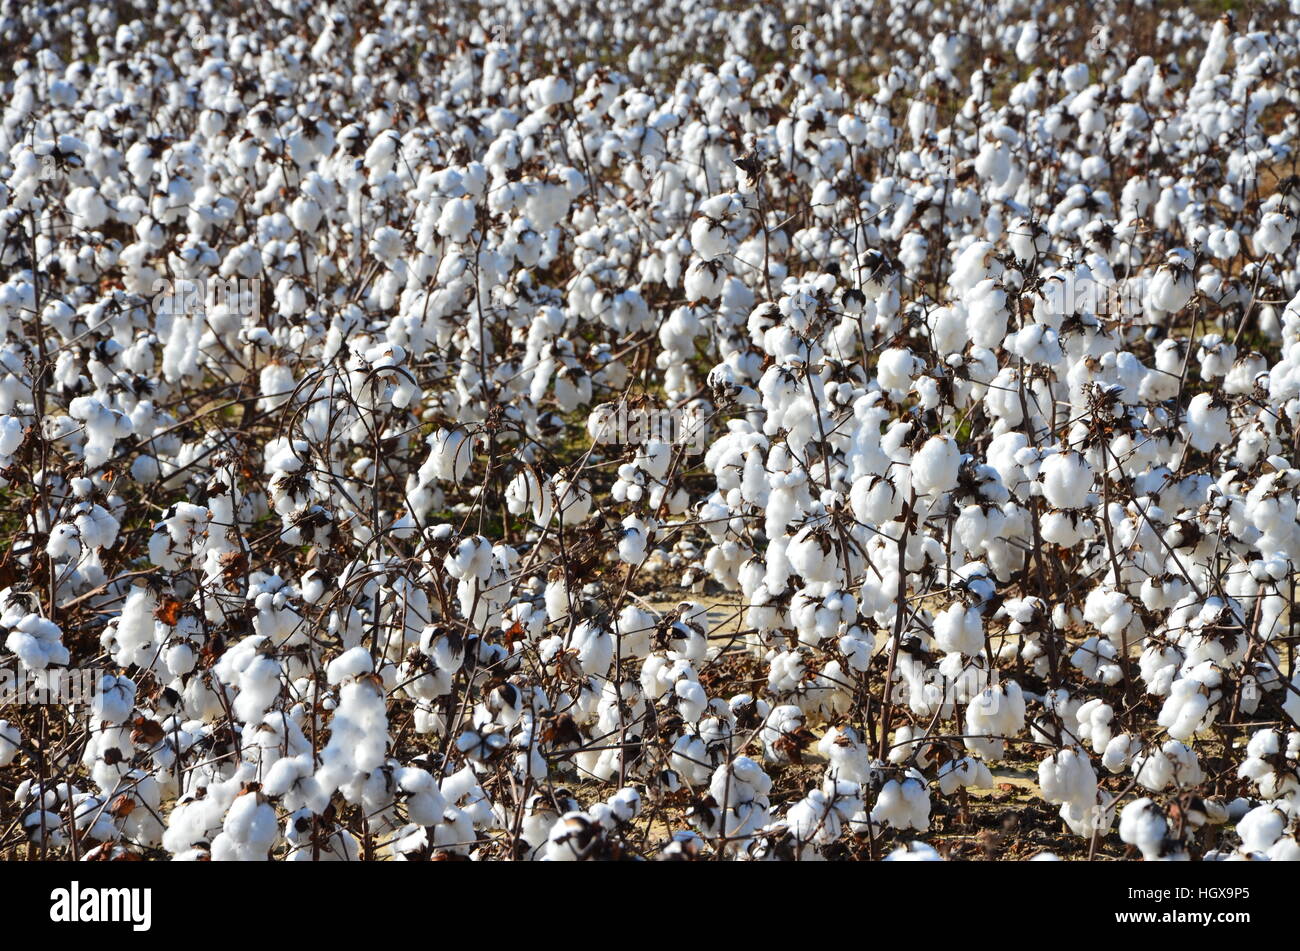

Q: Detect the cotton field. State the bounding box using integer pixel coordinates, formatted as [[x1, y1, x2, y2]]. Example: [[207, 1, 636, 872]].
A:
[[1, 0, 1299, 863]]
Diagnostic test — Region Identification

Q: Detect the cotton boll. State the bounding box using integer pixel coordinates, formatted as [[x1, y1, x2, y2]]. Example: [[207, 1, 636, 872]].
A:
[[1132, 740, 1204, 792], [877, 348, 922, 400], [1185, 393, 1232, 453], [1038, 748, 1098, 810], [211, 791, 279, 861], [1236, 804, 1290, 857], [911, 436, 961, 496], [1040, 451, 1093, 508], [1147, 253, 1194, 314], [1156, 674, 1214, 741], [966, 280, 1010, 349], [870, 770, 930, 831], [933, 603, 983, 655], [1236, 729, 1300, 800], [92, 674, 136, 724], [964, 680, 1025, 760], [1119, 798, 1180, 860], [937, 755, 993, 796], [1074, 699, 1114, 754], [0, 720, 19, 766]]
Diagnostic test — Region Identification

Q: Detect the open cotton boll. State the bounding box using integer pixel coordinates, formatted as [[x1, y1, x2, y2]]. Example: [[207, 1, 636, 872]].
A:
[[1074, 699, 1114, 754], [870, 770, 930, 831], [550, 475, 593, 524], [1147, 252, 1194, 314], [419, 428, 475, 485], [1236, 729, 1300, 800], [1235, 804, 1291, 857], [1156, 673, 1216, 741], [877, 347, 922, 400], [210, 791, 280, 861], [91, 673, 136, 724], [785, 779, 862, 851], [884, 841, 943, 861], [1040, 450, 1093, 508], [4, 613, 70, 670], [1132, 740, 1204, 791], [964, 679, 1025, 760], [258, 361, 296, 411], [1071, 635, 1124, 685], [68, 397, 133, 469], [1119, 798, 1182, 860], [1185, 393, 1232, 453], [966, 279, 1010, 349], [936, 755, 993, 795], [910, 436, 961, 496], [0, 720, 19, 766], [933, 603, 984, 655], [1038, 748, 1098, 809]]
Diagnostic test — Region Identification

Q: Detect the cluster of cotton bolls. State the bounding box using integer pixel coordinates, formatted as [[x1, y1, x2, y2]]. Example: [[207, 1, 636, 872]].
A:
[[4, 0, 1300, 862]]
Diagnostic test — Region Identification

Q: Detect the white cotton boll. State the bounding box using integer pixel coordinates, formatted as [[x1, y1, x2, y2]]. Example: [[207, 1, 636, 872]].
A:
[[850, 474, 902, 525], [964, 680, 1025, 760], [5, 614, 68, 670], [884, 841, 943, 861], [819, 724, 874, 783], [1082, 586, 1136, 641], [870, 771, 930, 831], [1253, 212, 1296, 257], [684, 259, 726, 301], [615, 605, 656, 660], [1237, 729, 1300, 800], [258, 361, 296, 411], [1148, 254, 1194, 313], [420, 428, 475, 485], [569, 620, 613, 678], [551, 476, 593, 524], [1102, 733, 1141, 773], [1038, 748, 1098, 809], [933, 603, 983, 655], [213, 792, 279, 861], [936, 756, 993, 795], [1237, 804, 1288, 855], [877, 347, 921, 399], [1157, 677, 1212, 741], [1132, 740, 1203, 791], [437, 197, 476, 242], [68, 397, 133, 469], [0, 417, 25, 459], [618, 515, 649, 564], [92, 674, 136, 724], [1185, 393, 1231, 453], [45, 523, 81, 561], [966, 280, 1010, 349], [911, 436, 961, 496], [1119, 798, 1176, 860], [1071, 635, 1123, 685], [1075, 699, 1114, 754], [690, 214, 731, 261], [327, 645, 374, 686], [0, 720, 19, 766], [1040, 451, 1093, 508], [759, 704, 806, 763]]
